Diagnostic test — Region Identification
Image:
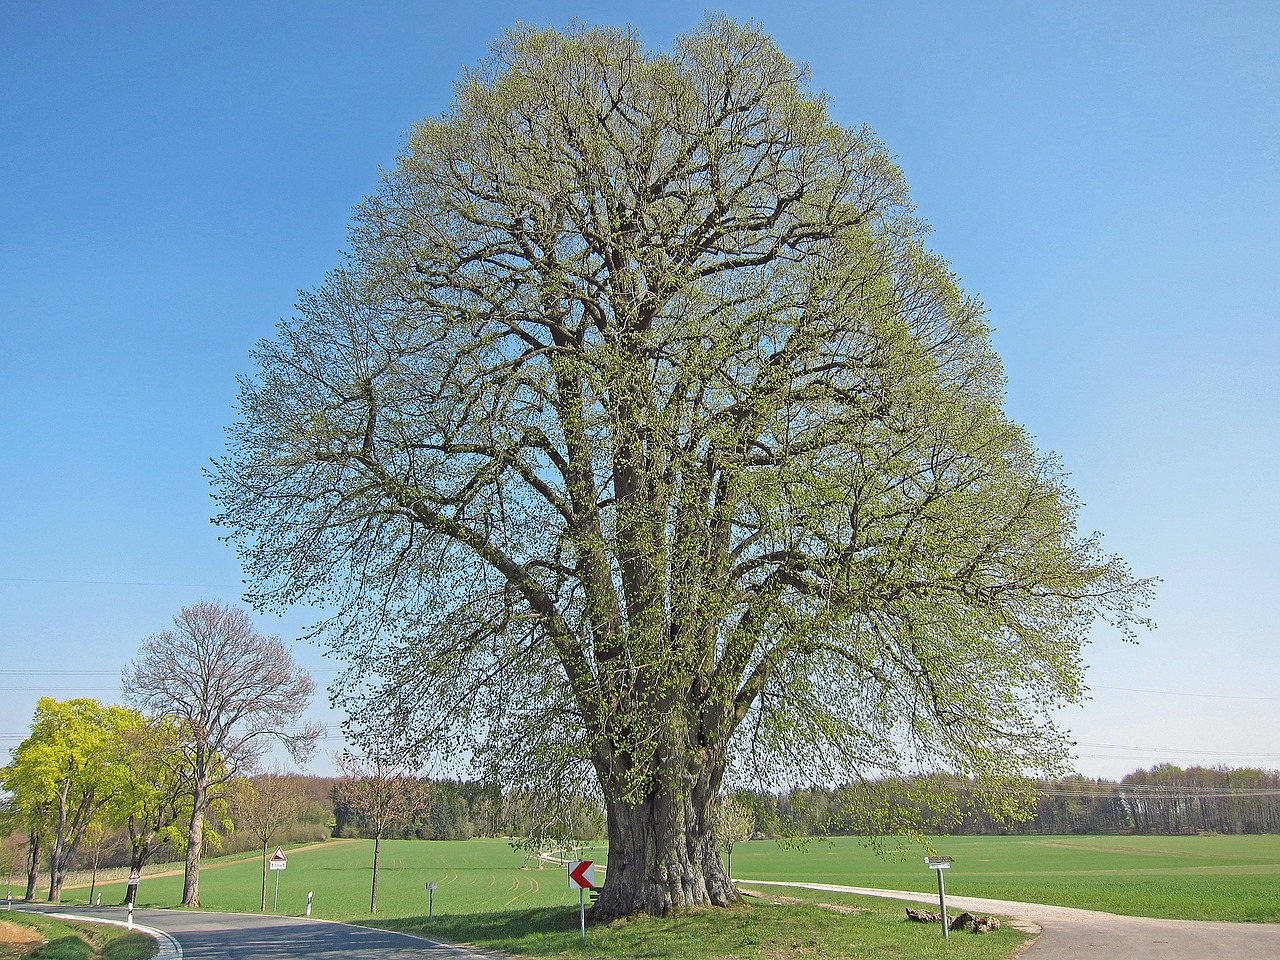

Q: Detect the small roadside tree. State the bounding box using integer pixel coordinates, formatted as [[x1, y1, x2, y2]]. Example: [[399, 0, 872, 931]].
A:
[[82, 821, 105, 906], [714, 793, 755, 880], [234, 773, 304, 912], [333, 750, 428, 914], [123, 602, 321, 906]]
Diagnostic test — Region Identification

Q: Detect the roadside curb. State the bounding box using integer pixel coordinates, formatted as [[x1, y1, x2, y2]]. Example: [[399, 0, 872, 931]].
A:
[[42, 910, 183, 959]]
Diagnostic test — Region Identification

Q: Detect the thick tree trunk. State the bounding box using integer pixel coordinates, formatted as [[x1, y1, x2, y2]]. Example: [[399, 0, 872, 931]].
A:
[[590, 773, 736, 920]]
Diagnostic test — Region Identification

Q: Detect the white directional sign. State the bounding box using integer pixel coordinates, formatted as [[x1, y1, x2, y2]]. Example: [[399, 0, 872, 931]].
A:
[[270, 846, 288, 870]]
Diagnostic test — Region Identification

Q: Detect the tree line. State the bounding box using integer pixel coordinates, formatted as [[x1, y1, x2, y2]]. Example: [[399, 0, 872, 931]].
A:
[[330, 778, 603, 845], [750, 766, 1280, 837]]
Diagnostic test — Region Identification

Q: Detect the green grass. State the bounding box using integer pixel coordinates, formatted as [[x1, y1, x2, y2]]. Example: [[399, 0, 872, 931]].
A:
[[376, 895, 1028, 960], [66, 834, 1280, 922], [0, 913, 156, 960], [74, 838, 608, 918], [732, 834, 1280, 922], [49, 832, 1280, 960], [65, 839, 1029, 959]]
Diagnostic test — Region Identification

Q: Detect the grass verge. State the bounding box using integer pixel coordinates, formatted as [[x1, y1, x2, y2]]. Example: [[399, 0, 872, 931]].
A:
[[372, 890, 1031, 960], [0, 914, 157, 960]]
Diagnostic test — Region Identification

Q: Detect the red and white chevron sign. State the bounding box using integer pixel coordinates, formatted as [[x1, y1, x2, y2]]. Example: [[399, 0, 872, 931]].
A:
[[568, 860, 595, 889]]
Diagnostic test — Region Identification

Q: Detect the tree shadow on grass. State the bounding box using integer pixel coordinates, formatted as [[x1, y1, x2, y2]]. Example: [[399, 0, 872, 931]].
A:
[[373, 905, 577, 946]]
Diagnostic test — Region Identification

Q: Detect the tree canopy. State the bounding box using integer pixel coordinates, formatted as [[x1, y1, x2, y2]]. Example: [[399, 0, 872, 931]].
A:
[[0, 698, 140, 902], [214, 18, 1150, 917]]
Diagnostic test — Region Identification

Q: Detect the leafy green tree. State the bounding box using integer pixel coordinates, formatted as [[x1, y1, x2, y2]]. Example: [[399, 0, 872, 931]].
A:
[[0, 698, 139, 901], [103, 716, 191, 879], [214, 19, 1151, 918], [0, 801, 28, 903], [0, 777, 50, 901], [123, 602, 320, 906]]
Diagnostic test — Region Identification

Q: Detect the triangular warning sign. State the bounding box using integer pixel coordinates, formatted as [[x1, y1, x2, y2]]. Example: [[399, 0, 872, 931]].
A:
[[271, 846, 287, 861]]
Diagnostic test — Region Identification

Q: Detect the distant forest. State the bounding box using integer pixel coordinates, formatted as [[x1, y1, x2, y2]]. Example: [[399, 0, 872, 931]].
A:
[[329, 764, 1280, 841], [755, 765, 1280, 837], [24, 764, 1279, 876]]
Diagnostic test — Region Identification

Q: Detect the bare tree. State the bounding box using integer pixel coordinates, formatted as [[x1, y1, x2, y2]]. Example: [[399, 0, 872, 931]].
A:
[[233, 773, 304, 912], [334, 750, 427, 914], [123, 602, 321, 906]]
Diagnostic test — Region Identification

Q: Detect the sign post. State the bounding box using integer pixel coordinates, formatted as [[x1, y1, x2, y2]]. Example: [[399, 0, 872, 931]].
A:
[[426, 882, 438, 919], [568, 860, 595, 940], [269, 847, 287, 913], [925, 857, 953, 938]]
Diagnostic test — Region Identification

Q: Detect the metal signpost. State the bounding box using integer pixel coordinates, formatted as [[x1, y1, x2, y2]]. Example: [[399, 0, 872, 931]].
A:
[[925, 856, 953, 938], [568, 860, 595, 940], [270, 846, 287, 913], [426, 882, 438, 919]]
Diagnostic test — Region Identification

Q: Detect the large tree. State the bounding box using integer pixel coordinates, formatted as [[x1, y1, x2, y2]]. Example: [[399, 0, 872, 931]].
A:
[[123, 602, 320, 906], [214, 19, 1151, 919]]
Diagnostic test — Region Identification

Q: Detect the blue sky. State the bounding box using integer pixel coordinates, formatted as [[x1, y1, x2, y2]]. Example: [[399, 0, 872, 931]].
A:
[[2, 1, 1277, 781]]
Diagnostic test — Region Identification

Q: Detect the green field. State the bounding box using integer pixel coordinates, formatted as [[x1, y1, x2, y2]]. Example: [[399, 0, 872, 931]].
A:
[[62, 838, 1030, 960], [60, 833, 1280, 927], [733, 834, 1280, 922], [74, 839, 606, 918]]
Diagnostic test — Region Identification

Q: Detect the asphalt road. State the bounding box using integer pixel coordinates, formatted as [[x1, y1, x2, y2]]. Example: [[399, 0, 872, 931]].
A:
[[12, 903, 495, 960], [741, 880, 1280, 960]]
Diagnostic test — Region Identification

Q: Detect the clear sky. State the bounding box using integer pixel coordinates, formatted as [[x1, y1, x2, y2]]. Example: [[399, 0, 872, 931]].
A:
[[2, 1, 1277, 783]]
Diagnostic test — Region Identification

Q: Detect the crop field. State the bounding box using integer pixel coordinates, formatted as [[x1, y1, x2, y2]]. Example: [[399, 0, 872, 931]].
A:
[[733, 834, 1280, 922], [72, 838, 608, 919], [63, 833, 1280, 924]]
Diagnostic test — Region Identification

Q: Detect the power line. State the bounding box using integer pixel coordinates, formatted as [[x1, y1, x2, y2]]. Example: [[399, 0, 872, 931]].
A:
[[0, 577, 243, 588], [0, 670, 118, 675]]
